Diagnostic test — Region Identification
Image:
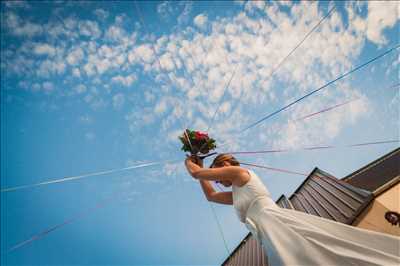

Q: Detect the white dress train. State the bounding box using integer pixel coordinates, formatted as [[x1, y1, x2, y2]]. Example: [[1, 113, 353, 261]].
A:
[[232, 169, 400, 266]]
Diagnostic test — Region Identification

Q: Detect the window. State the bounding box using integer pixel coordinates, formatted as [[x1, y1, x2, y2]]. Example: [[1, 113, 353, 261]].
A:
[[385, 211, 400, 227]]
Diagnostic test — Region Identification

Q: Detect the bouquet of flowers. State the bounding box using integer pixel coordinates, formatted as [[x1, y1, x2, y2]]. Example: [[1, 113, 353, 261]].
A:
[[179, 129, 217, 155]]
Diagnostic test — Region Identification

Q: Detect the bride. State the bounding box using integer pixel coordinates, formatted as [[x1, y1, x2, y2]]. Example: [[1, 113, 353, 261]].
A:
[[184, 153, 400, 266]]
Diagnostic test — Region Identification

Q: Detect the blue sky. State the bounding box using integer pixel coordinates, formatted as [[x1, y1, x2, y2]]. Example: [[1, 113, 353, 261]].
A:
[[0, 0, 399, 265]]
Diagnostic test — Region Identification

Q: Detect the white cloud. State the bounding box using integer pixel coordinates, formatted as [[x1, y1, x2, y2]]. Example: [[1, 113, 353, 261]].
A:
[[98, 45, 115, 58], [112, 93, 125, 109], [105, 25, 127, 43], [55, 61, 66, 75], [144, 91, 155, 102], [89, 98, 107, 110], [64, 17, 78, 30], [66, 47, 84, 65], [5, 12, 43, 37], [385, 54, 399, 77], [94, 8, 109, 20], [128, 45, 155, 64], [244, 1, 265, 13], [83, 62, 96, 76], [83, 53, 113, 75], [72, 68, 81, 77], [37, 59, 65, 77], [74, 84, 87, 94], [84, 94, 93, 103], [177, 2, 193, 25], [85, 132, 95, 141], [270, 86, 370, 149], [157, 1, 175, 19], [32, 83, 41, 92], [96, 59, 111, 74], [79, 115, 93, 124], [120, 1, 393, 153], [114, 14, 126, 25], [87, 41, 97, 53], [33, 43, 56, 57], [78, 20, 102, 39], [4, 1, 31, 9], [42, 81, 54, 92], [159, 52, 175, 71], [115, 53, 126, 66], [220, 101, 231, 114], [155, 98, 168, 114], [194, 14, 208, 29], [125, 107, 156, 129], [365, 1, 398, 45], [2, 2, 397, 154], [111, 73, 137, 87], [18, 80, 29, 90]]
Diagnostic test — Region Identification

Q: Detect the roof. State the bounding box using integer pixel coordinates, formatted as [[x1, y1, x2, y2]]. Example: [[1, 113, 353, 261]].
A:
[[276, 194, 294, 209], [342, 148, 400, 195], [221, 232, 268, 266], [289, 167, 373, 224]]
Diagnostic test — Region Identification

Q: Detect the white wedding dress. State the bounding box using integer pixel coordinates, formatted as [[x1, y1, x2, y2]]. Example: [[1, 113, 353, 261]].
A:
[[232, 169, 400, 266]]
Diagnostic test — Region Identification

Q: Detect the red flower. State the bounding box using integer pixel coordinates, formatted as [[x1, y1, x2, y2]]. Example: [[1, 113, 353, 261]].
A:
[[195, 131, 208, 140]]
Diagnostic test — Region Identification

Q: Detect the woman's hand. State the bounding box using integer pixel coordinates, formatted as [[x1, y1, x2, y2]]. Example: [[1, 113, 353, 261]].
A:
[[193, 156, 203, 167], [185, 155, 203, 167], [184, 155, 203, 177]]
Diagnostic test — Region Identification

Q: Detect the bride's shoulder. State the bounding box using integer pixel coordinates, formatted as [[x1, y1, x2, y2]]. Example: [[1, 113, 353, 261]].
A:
[[239, 166, 254, 176], [242, 168, 263, 182], [232, 166, 253, 177], [236, 167, 254, 186]]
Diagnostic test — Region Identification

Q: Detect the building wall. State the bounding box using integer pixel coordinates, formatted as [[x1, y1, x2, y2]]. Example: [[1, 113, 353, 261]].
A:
[[352, 182, 400, 236]]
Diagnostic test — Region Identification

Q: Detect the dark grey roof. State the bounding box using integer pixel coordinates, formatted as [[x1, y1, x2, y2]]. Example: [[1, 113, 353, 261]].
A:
[[342, 148, 400, 194], [221, 232, 267, 266], [276, 194, 294, 209], [289, 168, 373, 224]]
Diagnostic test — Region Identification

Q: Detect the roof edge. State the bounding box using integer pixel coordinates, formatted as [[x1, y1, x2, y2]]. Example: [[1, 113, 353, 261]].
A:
[[276, 194, 294, 209], [289, 167, 337, 200], [342, 147, 400, 182], [221, 232, 252, 266], [373, 175, 400, 196]]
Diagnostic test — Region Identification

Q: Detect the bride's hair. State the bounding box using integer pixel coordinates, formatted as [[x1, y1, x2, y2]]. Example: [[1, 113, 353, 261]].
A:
[[210, 154, 240, 168]]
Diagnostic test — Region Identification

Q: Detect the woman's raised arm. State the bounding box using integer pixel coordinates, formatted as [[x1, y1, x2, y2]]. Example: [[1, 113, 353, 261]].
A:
[[184, 156, 234, 205], [198, 179, 233, 205], [185, 157, 247, 182]]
